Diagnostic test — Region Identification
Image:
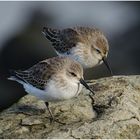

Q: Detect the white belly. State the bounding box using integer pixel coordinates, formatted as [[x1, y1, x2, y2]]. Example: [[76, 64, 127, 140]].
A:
[[23, 79, 82, 102], [56, 46, 98, 68]]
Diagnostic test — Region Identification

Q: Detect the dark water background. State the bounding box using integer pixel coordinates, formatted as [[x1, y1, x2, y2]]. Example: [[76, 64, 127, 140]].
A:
[[0, 1, 140, 111]]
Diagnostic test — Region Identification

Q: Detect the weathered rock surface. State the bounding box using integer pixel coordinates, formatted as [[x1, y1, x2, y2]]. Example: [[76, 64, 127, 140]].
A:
[[0, 76, 140, 138]]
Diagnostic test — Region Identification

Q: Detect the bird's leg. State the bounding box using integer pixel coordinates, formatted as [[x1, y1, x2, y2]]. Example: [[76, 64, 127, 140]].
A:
[[45, 102, 54, 122], [45, 102, 65, 125], [88, 94, 95, 105]]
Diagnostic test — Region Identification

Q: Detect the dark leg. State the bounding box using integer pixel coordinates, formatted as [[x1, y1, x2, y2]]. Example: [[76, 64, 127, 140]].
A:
[[45, 102, 54, 121], [88, 94, 95, 105], [45, 102, 66, 125]]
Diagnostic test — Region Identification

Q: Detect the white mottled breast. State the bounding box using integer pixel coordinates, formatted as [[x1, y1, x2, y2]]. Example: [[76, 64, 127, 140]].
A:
[[57, 43, 99, 68], [23, 78, 82, 102], [70, 44, 99, 68]]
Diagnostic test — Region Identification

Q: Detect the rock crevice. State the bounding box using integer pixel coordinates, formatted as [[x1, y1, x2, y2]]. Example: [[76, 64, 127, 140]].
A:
[[0, 76, 140, 138]]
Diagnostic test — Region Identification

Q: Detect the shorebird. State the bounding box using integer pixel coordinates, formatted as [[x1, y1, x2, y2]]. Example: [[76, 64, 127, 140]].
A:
[[8, 56, 95, 121], [42, 26, 113, 75]]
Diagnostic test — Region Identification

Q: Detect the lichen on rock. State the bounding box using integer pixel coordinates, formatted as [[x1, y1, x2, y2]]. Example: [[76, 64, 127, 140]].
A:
[[0, 76, 140, 138]]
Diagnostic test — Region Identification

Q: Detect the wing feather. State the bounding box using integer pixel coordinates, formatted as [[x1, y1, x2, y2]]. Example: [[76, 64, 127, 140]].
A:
[[42, 26, 79, 53], [11, 61, 52, 90]]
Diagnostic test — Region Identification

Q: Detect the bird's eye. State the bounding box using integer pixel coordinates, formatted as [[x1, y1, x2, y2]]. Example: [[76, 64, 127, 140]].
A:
[[70, 72, 77, 77], [96, 49, 101, 54]]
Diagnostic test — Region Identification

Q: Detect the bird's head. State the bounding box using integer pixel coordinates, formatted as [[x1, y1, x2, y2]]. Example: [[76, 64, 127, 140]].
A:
[[90, 36, 113, 75], [64, 58, 95, 95]]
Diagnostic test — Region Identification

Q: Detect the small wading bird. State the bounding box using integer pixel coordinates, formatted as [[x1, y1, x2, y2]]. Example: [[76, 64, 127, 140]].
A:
[[8, 56, 95, 122], [42, 26, 113, 75]]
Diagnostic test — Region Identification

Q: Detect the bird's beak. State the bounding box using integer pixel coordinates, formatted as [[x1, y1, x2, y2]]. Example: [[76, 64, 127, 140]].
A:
[[80, 78, 95, 95], [102, 57, 113, 76]]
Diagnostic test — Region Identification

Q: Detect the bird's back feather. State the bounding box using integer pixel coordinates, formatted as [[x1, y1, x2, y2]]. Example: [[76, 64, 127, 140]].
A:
[[42, 26, 80, 54]]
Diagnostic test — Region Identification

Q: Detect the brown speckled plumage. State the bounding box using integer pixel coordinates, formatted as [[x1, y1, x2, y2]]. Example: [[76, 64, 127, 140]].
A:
[[42, 26, 112, 73], [43, 27, 79, 53], [8, 56, 96, 120], [12, 56, 83, 90], [43, 26, 109, 55]]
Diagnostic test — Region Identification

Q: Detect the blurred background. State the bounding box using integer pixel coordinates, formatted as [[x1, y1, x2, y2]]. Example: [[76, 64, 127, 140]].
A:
[[0, 1, 140, 111]]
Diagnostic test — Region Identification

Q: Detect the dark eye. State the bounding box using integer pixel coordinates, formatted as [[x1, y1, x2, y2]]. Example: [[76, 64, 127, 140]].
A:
[[96, 49, 101, 54], [70, 72, 77, 77]]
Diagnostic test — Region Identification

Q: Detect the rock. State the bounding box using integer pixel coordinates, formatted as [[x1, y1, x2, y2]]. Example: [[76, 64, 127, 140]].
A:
[[0, 76, 140, 138], [21, 117, 43, 126]]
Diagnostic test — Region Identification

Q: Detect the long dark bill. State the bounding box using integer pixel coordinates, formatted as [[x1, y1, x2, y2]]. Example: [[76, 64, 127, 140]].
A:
[[80, 78, 95, 95], [102, 57, 113, 76]]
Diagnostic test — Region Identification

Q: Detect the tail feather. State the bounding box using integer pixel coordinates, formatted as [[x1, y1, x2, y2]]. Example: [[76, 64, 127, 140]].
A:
[[42, 26, 59, 42], [8, 70, 27, 84]]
